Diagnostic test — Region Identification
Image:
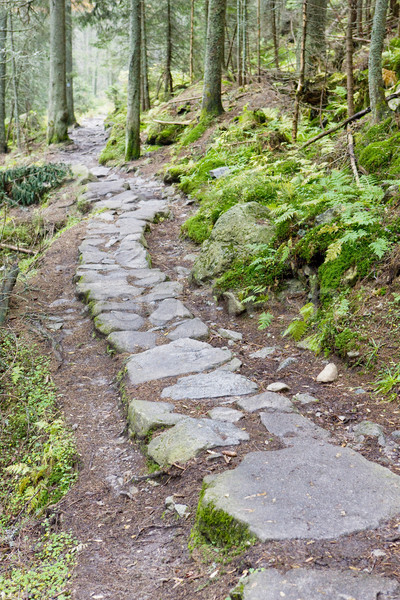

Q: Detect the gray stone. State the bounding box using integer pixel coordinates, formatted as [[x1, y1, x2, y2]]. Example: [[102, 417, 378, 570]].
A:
[[87, 223, 120, 236], [91, 166, 111, 178], [107, 331, 157, 353], [78, 270, 127, 284], [147, 417, 249, 466], [317, 363, 338, 383], [94, 311, 145, 335], [126, 339, 232, 385], [149, 299, 192, 326], [391, 430, 400, 441], [276, 357, 298, 372], [292, 392, 319, 405], [208, 407, 244, 423], [80, 249, 110, 264], [209, 166, 231, 179], [174, 266, 191, 279], [249, 346, 277, 359], [131, 201, 169, 222], [116, 218, 147, 237], [267, 382, 290, 392], [219, 357, 243, 372], [77, 280, 144, 302], [223, 292, 246, 316], [352, 421, 386, 446], [167, 318, 209, 341], [200, 442, 400, 542], [238, 392, 295, 413], [72, 164, 98, 185], [217, 328, 243, 342], [86, 180, 128, 198], [90, 300, 145, 317], [142, 281, 183, 303], [113, 244, 150, 269], [161, 370, 257, 400], [354, 387, 367, 395], [260, 412, 330, 444], [127, 399, 182, 438], [174, 504, 190, 518], [233, 568, 400, 600], [130, 268, 167, 287], [191, 203, 276, 283]]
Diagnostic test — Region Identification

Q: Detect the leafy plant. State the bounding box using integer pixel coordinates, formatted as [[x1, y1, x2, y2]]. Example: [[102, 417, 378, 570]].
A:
[[258, 312, 274, 330], [0, 163, 70, 207], [283, 303, 315, 341], [374, 363, 400, 401]]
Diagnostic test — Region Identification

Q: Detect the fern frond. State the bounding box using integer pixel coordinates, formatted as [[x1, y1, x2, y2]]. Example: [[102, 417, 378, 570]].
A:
[[283, 319, 308, 341]]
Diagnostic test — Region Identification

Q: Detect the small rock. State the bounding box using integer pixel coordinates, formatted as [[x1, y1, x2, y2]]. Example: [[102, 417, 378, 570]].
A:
[[217, 327, 243, 342], [316, 363, 338, 383], [267, 382, 290, 392], [249, 346, 276, 359], [391, 430, 400, 440], [208, 407, 244, 423], [174, 504, 190, 518], [352, 421, 386, 446], [354, 388, 367, 395], [165, 496, 175, 510], [219, 357, 242, 372], [209, 166, 231, 179], [292, 392, 319, 405], [276, 357, 298, 372], [223, 292, 246, 316], [371, 549, 387, 559]]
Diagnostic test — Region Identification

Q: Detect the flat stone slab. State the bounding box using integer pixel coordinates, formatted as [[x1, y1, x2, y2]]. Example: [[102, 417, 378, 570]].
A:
[[293, 392, 319, 405], [127, 399, 182, 438], [147, 417, 249, 466], [167, 318, 209, 341], [107, 331, 157, 353], [86, 180, 127, 197], [91, 166, 111, 178], [94, 311, 145, 335], [126, 338, 232, 385], [149, 299, 193, 326], [130, 201, 169, 222], [90, 300, 145, 317], [260, 412, 330, 445], [249, 346, 277, 359], [161, 370, 257, 400], [201, 443, 400, 541], [233, 568, 400, 600], [77, 280, 144, 302], [208, 407, 244, 423], [142, 281, 183, 303], [237, 392, 295, 413], [129, 268, 166, 287], [116, 218, 147, 238]]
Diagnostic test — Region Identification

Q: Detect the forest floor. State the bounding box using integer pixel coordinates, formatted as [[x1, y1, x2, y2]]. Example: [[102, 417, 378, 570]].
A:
[[5, 117, 400, 600]]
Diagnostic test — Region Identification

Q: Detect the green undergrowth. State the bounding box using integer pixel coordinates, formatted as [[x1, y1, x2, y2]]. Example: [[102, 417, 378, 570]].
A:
[[99, 109, 127, 165], [0, 163, 70, 207], [189, 484, 256, 559]]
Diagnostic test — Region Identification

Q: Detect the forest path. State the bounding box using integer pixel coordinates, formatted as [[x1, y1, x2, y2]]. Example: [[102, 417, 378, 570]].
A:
[[44, 119, 400, 599]]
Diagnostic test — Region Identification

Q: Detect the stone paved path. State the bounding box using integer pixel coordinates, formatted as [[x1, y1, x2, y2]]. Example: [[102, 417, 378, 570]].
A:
[[75, 167, 400, 599]]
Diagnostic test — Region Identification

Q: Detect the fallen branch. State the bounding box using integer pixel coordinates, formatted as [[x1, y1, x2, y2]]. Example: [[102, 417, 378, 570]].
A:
[[0, 243, 35, 255], [346, 125, 361, 186], [301, 91, 400, 149], [0, 262, 19, 325], [152, 118, 194, 126]]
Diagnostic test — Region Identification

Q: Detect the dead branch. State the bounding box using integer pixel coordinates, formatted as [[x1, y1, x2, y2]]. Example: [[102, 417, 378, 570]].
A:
[[0, 262, 19, 325], [0, 243, 35, 255], [152, 119, 193, 126], [346, 125, 361, 186], [301, 91, 400, 149]]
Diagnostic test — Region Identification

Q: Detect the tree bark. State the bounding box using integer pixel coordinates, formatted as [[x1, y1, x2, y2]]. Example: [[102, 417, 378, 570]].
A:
[[65, 0, 76, 126], [299, 0, 327, 77], [126, 0, 141, 160], [202, 0, 226, 115], [164, 0, 173, 99], [368, 0, 390, 123], [292, 0, 307, 141], [271, 0, 280, 70], [190, 0, 195, 82], [0, 7, 7, 153], [9, 11, 21, 150], [257, 0, 261, 80], [0, 262, 19, 325], [346, 0, 355, 117], [48, 0, 69, 144], [141, 0, 150, 111]]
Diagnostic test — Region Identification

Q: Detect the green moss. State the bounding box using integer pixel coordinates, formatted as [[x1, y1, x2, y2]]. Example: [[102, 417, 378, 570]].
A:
[[179, 115, 214, 146], [190, 484, 256, 555], [99, 111, 126, 165], [357, 128, 400, 177], [182, 212, 213, 244], [333, 328, 359, 357], [146, 122, 184, 146]]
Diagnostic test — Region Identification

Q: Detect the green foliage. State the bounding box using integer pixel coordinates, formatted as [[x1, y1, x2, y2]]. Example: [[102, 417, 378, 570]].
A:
[[0, 164, 70, 207], [258, 312, 274, 330], [283, 303, 314, 341], [374, 363, 400, 401], [99, 109, 127, 165], [0, 334, 77, 522], [179, 115, 214, 146], [146, 121, 185, 146], [357, 128, 400, 178]]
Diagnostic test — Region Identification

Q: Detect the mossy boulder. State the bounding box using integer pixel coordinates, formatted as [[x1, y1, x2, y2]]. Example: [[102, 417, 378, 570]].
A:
[[146, 122, 184, 146], [191, 202, 276, 284], [358, 130, 400, 177]]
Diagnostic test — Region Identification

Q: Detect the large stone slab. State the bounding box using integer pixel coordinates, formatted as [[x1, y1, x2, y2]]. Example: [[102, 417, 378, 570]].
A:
[[238, 392, 295, 413], [94, 311, 144, 335], [167, 318, 209, 341], [116, 218, 147, 238], [127, 399, 182, 438], [77, 280, 144, 302], [107, 330, 157, 353], [149, 299, 192, 326], [142, 281, 183, 303], [161, 370, 258, 400], [121, 201, 168, 222], [260, 412, 330, 444], [200, 443, 400, 541], [147, 417, 249, 466], [90, 300, 145, 317], [126, 338, 232, 385], [232, 568, 400, 600], [86, 180, 128, 197], [129, 268, 166, 287], [113, 244, 150, 269]]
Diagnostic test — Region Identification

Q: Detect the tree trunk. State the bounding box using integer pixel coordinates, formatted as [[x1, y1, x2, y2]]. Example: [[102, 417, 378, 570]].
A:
[[190, 0, 195, 82], [0, 7, 7, 153], [369, 0, 390, 123], [48, 0, 69, 144], [236, 0, 241, 85], [126, 0, 141, 160], [271, 0, 279, 70], [299, 0, 327, 77], [257, 0, 261, 80], [65, 0, 76, 126], [9, 12, 21, 150], [293, 0, 308, 141], [346, 0, 355, 116], [202, 0, 226, 115], [242, 0, 247, 84], [164, 0, 173, 99], [141, 0, 150, 111]]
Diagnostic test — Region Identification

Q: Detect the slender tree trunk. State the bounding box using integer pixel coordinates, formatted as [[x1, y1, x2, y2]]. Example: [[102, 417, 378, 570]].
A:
[[347, 0, 355, 116], [369, 0, 390, 122], [164, 0, 173, 98], [202, 0, 226, 115], [257, 0, 261, 81], [357, 0, 363, 34], [293, 0, 307, 141], [141, 0, 150, 111], [236, 0, 241, 84], [126, 0, 141, 160], [299, 0, 327, 77], [48, 0, 69, 144], [242, 0, 247, 84], [9, 12, 21, 149], [65, 0, 76, 126], [190, 0, 195, 82], [0, 7, 7, 153], [271, 0, 280, 69]]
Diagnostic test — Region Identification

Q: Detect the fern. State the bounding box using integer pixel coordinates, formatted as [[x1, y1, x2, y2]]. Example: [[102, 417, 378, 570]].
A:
[[258, 312, 274, 330], [283, 319, 308, 341], [369, 238, 391, 259], [325, 240, 343, 263]]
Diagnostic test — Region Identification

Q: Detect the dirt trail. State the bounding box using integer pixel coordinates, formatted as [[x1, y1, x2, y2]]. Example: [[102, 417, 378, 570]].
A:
[[19, 118, 400, 600]]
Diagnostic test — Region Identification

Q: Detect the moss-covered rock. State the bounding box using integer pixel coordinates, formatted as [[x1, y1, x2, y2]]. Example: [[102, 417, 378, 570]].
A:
[[146, 122, 184, 145], [191, 202, 276, 284]]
